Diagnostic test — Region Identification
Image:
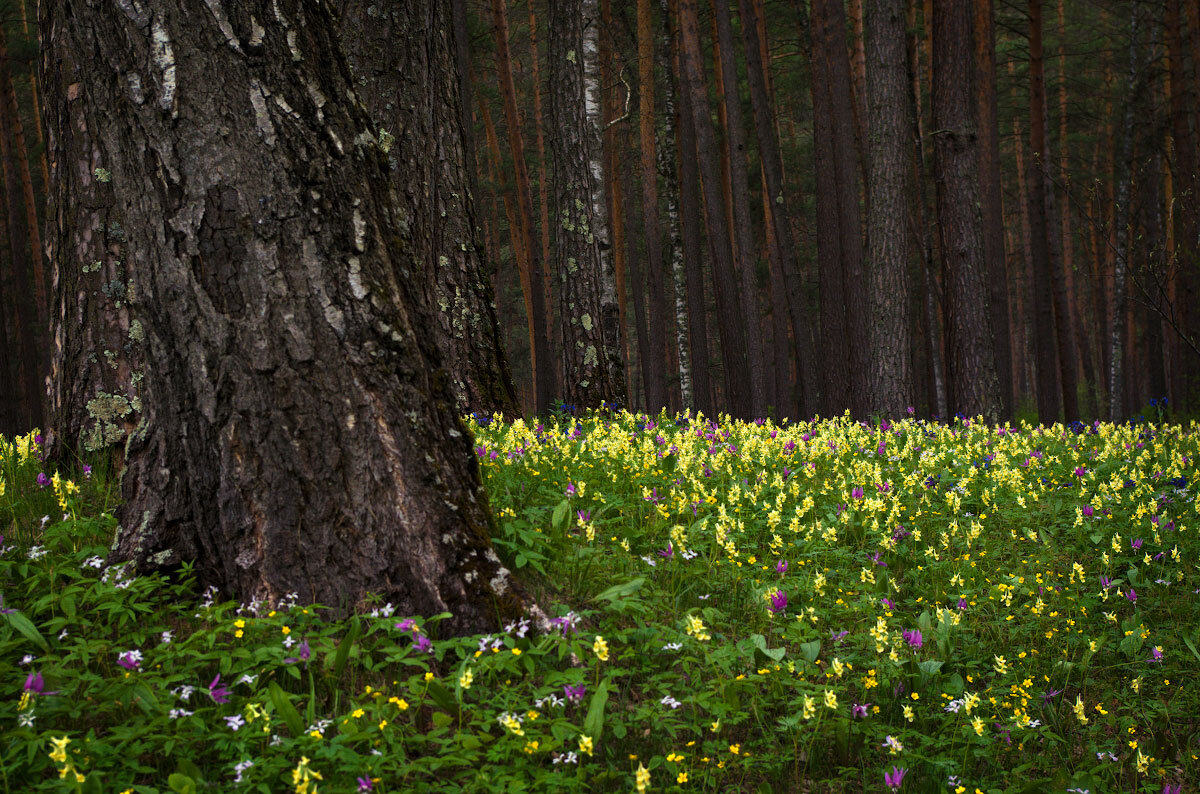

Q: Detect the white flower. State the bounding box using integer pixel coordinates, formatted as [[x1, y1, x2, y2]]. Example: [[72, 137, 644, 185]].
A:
[[172, 685, 196, 701], [662, 642, 683, 651], [168, 708, 194, 719], [237, 674, 257, 687], [160, 631, 173, 644], [283, 635, 296, 649], [552, 751, 579, 765], [83, 556, 104, 569], [27, 546, 47, 560], [58, 629, 69, 641], [20, 654, 36, 666], [233, 759, 254, 783], [660, 694, 682, 709], [641, 555, 657, 567], [225, 714, 246, 731], [17, 712, 35, 727]]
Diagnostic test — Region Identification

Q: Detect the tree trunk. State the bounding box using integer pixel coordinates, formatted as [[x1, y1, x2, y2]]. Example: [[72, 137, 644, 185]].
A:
[[1109, 2, 1139, 421], [812, 0, 868, 417], [548, 0, 627, 408], [741, 0, 816, 416], [491, 0, 554, 413], [527, 3, 556, 395], [864, 0, 913, 418], [678, 0, 751, 418], [601, 0, 632, 397], [638, 0, 671, 412], [974, 0, 1012, 417], [931, 0, 1001, 420], [338, 1, 519, 417], [1167, 0, 1199, 411], [713, 0, 767, 417], [0, 30, 44, 431], [46, 0, 522, 630]]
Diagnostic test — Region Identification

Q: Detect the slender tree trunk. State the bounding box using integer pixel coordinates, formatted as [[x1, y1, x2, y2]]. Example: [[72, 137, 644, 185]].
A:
[[0, 33, 43, 431], [864, 0, 913, 417], [1109, 2, 1140, 421], [847, 0, 870, 196], [600, 0, 632, 398], [931, 0, 1001, 420], [15, 0, 50, 196], [678, 0, 752, 418], [48, 0, 523, 629], [338, 1, 519, 417], [713, 0, 767, 417], [742, 0, 815, 416], [638, 0, 671, 412], [527, 4, 556, 390], [1167, 0, 1199, 411], [812, 0, 868, 417], [492, 0, 554, 412], [974, 0, 1012, 417], [548, 0, 626, 408], [624, 122, 653, 413]]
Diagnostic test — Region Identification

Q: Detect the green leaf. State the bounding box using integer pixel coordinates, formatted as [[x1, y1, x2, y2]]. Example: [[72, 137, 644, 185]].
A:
[[583, 678, 611, 742], [60, 594, 76, 620], [1182, 633, 1200, 665], [551, 499, 571, 532], [131, 683, 160, 715], [799, 640, 821, 663], [2, 610, 49, 652], [331, 621, 360, 683], [427, 681, 461, 718], [593, 577, 644, 604], [751, 633, 785, 662], [432, 711, 454, 729], [269, 682, 306, 738], [168, 774, 196, 794]]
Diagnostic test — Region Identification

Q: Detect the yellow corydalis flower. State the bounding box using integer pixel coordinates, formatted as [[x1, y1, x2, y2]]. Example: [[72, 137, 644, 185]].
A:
[[458, 668, 473, 689], [635, 762, 651, 792], [593, 635, 610, 661]]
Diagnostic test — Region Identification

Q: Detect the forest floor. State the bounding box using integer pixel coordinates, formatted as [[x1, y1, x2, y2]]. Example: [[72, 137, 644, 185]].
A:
[[1, 411, 1197, 793]]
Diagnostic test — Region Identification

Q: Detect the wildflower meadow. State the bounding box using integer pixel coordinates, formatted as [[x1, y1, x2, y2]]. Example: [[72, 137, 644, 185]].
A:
[[1, 410, 1198, 792]]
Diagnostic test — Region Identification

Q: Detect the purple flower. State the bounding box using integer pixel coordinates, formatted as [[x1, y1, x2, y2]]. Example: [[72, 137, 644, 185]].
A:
[[851, 487, 865, 500], [871, 552, 887, 567], [209, 674, 230, 703], [33, 434, 43, 446], [1082, 505, 1094, 517], [116, 650, 142, 671], [1074, 467, 1087, 478], [1126, 588, 1138, 604], [1099, 575, 1113, 589], [768, 590, 787, 615], [881, 598, 895, 611], [852, 702, 869, 718], [902, 629, 923, 650], [414, 635, 433, 653], [36, 473, 49, 488], [563, 683, 587, 703], [395, 618, 416, 633], [1150, 646, 1163, 662], [358, 777, 374, 792], [658, 542, 674, 560], [565, 482, 577, 497], [82, 465, 92, 478], [957, 598, 968, 610], [1131, 538, 1143, 550], [776, 560, 788, 575], [1162, 783, 1181, 794], [884, 766, 907, 791], [23, 672, 43, 694], [830, 629, 849, 644]]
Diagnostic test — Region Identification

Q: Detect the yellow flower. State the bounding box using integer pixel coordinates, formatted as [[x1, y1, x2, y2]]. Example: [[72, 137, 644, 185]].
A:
[[729, 744, 740, 755], [459, 668, 474, 689], [511, 648, 522, 656], [677, 771, 689, 784], [523, 740, 539, 754], [802, 695, 816, 720], [281, 626, 291, 635], [579, 735, 594, 756], [48, 736, 70, 764], [824, 689, 838, 710], [593, 635, 610, 661], [635, 762, 651, 793], [351, 708, 365, 719], [389, 696, 409, 711], [378, 720, 388, 730]]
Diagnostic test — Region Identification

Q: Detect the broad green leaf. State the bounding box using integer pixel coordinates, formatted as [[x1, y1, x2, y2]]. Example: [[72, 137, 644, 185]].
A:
[[269, 682, 306, 738], [583, 678, 610, 742]]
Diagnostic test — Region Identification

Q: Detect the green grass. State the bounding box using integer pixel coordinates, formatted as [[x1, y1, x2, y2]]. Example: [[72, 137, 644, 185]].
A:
[[1, 413, 1197, 793]]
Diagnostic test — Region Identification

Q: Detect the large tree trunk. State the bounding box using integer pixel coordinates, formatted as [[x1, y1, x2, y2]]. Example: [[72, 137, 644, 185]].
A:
[[931, 0, 1001, 420], [1109, 2, 1140, 421], [864, 0, 913, 418], [678, 0, 751, 418], [974, 0, 1011, 417], [491, 0, 554, 413], [638, 0, 670, 412], [713, 0, 767, 418], [46, 0, 522, 631], [600, 0, 632, 398], [741, 0, 816, 416], [1167, 0, 1199, 411], [337, 2, 518, 417], [811, 0, 868, 417], [548, 0, 627, 409]]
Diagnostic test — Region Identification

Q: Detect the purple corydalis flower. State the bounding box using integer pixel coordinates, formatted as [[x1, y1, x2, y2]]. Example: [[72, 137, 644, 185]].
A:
[[830, 630, 849, 644], [395, 618, 416, 633], [884, 766, 907, 791], [23, 672, 43, 694], [768, 590, 787, 615], [415, 635, 432, 653], [957, 598, 968, 610], [1131, 538, 1143, 550], [1162, 783, 1181, 794], [36, 473, 49, 488], [658, 542, 674, 559], [851, 487, 865, 500], [776, 560, 788, 575], [1074, 467, 1087, 477], [1083, 505, 1094, 517], [881, 598, 896, 610], [209, 674, 230, 703], [116, 650, 141, 671], [563, 683, 586, 703], [1150, 646, 1163, 662], [576, 509, 592, 524], [565, 482, 577, 497], [82, 464, 92, 478], [358, 777, 374, 792], [851, 703, 869, 718], [1126, 588, 1138, 604], [1100, 575, 1113, 589], [902, 629, 923, 650], [871, 552, 887, 567]]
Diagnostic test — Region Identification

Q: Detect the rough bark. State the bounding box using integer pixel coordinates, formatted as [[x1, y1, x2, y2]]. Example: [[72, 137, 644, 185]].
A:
[[548, 0, 627, 409], [1167, 0, 1199, 411], [713, 0, 767, 418], [931, 0, 1001, 420], [678, 0, 751, 418], [741, 0, 815, 416], [974, 0, 1012, 417], [491, 0, 554, 413], [1109, 2, 1139, 421], [864, 0, 913, 418], [527, 3, 555, 380], [46, 0, 522, 631], [673, 2, 714, 416], [338, 1, 519, 418], [600, 0, 632, 396]]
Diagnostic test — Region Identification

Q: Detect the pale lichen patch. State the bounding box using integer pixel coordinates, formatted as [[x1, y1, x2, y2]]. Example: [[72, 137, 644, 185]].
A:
[[150, 15, 177, 112]]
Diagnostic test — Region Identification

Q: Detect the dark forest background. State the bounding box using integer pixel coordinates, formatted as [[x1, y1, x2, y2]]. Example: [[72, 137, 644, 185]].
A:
[[2, 0, 1198, 431]]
